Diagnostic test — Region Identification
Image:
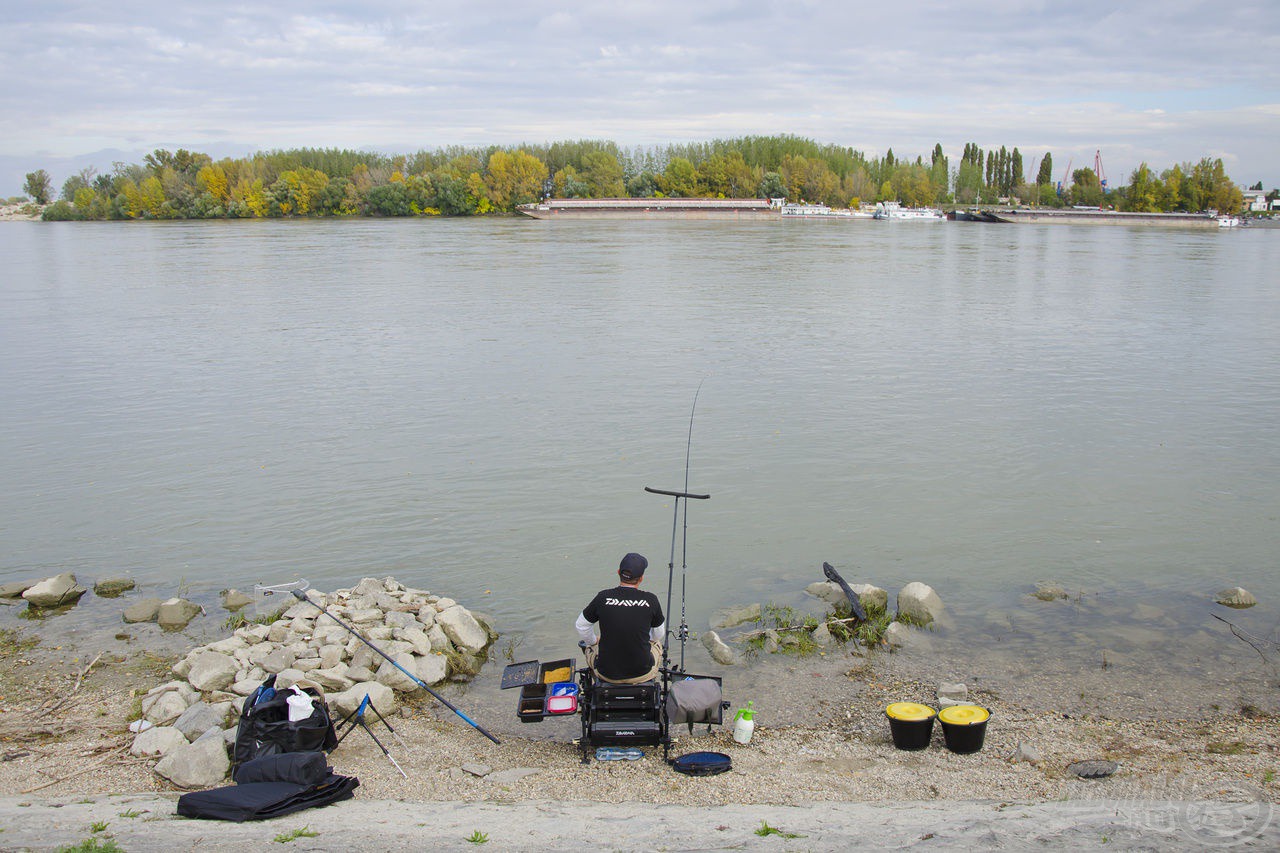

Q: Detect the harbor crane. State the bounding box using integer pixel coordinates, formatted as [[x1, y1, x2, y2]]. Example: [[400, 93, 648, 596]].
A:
[[1056, 158, 1073, 195], [1094, 150, 1108, 191]]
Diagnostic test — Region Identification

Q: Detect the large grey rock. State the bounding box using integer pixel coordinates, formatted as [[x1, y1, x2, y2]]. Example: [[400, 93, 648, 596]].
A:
[[711, 603, 762, 630], [849, 583, 889, 610], [0, 580, 35, 599], [700, 630, 737, 665], [897, 582, 943, 625], [310, 667, 355, 693], [156, 598, 203, 630], [174, 701, 232, 742], [330, 681, 397, 718], [123, 598, 165, 623], [416, 652, 448, 686], [1216, 587, 1257, 609], [143, 691, 189, 725], [376, 653, 422, 692], [811, 622, 833, 647], [352, 577, 385, 598], [260, 647, 296, 674], [1033, 581, 1069, 601], [221, 589, 253, 610], [427, 624, 453, 653], [22, 573, 87, 608], [385, 611, 417, 630], [436, 606, 488, 653], [185, 651, 239, 692], [883, 621, 915, 650], [398, 627, 433, 657], [153, 731, 230, 789], [130, 726, 188, 757], [805, 581, 847, 608], [205, 636, 248, 655], [94, 578, 136, 598]]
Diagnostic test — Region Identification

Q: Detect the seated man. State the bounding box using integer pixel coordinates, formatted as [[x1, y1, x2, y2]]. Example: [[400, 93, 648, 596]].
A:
[[576, 553, 665, 684]]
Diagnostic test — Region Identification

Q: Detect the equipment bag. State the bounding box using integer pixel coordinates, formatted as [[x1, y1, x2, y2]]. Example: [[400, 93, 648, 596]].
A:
[[665, 677, 723, 732], [232, 675, 338, 769]]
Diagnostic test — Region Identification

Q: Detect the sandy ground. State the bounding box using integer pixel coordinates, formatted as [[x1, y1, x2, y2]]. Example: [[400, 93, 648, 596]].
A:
[[1, 627, 1278, 851]]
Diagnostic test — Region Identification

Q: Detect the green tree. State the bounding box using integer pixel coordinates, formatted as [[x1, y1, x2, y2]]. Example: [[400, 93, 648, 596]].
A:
[[757, 171, 786, 200], [1124, 163, 1160, 212], [1036, 153, 1053, 186], [580, 150, 625, 198], [1069, 168, 1102, 207], [660, 157, 699, 197], [24, 169, 52, 204]]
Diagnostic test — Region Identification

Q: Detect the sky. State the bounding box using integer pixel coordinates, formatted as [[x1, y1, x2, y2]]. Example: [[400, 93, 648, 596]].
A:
[[2, 0, 1278, 197]]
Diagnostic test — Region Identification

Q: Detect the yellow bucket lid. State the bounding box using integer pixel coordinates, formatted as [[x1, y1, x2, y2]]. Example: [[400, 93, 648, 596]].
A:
[[885, 702, 936, 721], [938, 705, 990, 725]]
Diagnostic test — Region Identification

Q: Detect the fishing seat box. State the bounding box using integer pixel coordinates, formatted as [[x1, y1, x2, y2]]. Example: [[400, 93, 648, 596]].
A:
[[585, 682, 662, 746]]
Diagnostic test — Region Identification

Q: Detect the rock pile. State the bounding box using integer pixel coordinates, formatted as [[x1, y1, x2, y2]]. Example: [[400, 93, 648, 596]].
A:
[[130, 577, 495, 788]]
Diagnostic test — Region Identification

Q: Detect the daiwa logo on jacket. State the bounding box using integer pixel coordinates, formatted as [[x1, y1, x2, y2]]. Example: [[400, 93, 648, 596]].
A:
[[604, 598, 650, 607]]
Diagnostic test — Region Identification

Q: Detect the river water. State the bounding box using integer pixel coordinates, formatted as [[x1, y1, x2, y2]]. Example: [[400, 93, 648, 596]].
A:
[[2, 218, 1278, 717]]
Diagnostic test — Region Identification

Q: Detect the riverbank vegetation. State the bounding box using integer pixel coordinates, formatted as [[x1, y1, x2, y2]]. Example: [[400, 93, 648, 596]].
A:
[[24, 136, 1256, 221]]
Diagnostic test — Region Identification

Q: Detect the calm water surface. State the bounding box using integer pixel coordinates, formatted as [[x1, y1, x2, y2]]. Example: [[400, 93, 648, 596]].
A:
[[2, 218, 1278, 708]]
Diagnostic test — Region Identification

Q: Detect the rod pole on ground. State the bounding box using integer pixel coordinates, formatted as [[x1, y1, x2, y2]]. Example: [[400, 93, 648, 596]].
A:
[[290, 590, 501, 745]]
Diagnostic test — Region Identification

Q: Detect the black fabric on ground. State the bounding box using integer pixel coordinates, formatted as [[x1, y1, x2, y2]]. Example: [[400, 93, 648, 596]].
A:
[[232, 751, 329, 786], [176, 773, 359, 822]]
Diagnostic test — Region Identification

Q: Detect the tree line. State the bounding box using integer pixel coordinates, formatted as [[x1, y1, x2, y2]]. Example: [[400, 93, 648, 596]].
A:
[[18, 135, 1253, 220]]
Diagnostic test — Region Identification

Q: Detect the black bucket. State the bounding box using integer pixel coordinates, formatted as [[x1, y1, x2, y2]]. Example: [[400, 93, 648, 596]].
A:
[[938, 705, 990, 754], [885, 702, 936, 751]]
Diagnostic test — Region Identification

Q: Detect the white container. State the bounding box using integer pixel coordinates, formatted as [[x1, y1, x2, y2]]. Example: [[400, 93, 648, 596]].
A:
[[286, 688, 314, 722], [733, 714, 754, 745]]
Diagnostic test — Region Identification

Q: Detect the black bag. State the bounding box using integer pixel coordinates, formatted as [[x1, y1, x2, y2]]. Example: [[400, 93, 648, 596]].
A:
[[233, 751, 329, 786], [176, 774, 359, 822], [232, 676, 338, 769]]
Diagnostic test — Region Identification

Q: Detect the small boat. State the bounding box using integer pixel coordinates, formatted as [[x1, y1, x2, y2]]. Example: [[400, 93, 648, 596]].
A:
[[1217, 216, 1240, 228], [874, 201, 944, 221]]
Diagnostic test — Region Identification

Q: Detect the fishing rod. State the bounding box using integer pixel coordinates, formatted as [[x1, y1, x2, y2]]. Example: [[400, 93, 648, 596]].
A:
[[645, 381, 710, 675], [255, 579, 501, 745]]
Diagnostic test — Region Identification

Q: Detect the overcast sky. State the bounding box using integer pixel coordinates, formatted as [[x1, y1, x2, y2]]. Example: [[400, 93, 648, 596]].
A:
[[2, 0, 1278, 196]]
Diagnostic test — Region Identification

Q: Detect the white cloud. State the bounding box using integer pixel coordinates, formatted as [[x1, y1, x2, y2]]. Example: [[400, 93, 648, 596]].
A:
[[1, 0, 1278, 193]]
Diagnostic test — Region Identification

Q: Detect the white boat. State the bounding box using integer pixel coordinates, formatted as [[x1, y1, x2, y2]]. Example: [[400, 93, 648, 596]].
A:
[[873, 201, 944, 221], [778, 203, 872, 218], [1217, 216, 1240, 228]]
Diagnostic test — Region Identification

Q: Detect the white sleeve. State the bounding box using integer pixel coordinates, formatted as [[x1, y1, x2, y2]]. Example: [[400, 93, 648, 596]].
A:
[[649, 620, 666, 643], [575, 611, 597, 645]]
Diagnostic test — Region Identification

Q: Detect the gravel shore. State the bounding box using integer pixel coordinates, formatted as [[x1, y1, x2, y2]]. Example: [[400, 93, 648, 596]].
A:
[[2, 625, 1277, 850]]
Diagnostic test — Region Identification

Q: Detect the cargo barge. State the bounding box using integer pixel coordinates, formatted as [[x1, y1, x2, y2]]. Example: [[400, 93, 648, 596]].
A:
[[517, 197, 779, 220], [984, 208, 1225, 229]]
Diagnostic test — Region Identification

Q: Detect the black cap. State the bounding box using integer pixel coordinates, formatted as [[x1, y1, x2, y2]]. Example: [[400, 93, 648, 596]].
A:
[[619, 553, 647, 580]]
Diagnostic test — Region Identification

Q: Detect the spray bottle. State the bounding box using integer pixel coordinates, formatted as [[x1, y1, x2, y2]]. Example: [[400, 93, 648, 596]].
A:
[[732, 701, 756, 745]]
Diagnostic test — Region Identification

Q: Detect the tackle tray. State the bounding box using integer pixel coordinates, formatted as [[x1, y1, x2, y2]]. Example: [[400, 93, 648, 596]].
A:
[[501, 660, 541, 690]]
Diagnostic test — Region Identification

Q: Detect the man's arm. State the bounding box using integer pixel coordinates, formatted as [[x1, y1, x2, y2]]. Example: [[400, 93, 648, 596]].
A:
[[575, 611, 597, 645], [649, 620, 666, 643]]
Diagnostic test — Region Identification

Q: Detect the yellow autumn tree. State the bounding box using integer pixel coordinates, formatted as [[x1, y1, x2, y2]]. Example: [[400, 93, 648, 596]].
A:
[[485, 149, 548, 209], [197, 165, 230, 202]]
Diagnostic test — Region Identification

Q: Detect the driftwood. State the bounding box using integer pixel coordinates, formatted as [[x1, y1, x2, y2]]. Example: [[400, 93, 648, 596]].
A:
[[40, 651, 105, 717], [1212, 613, 1280, 664], [738, 616, 861, 641], [19, 745, 129, 794]]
